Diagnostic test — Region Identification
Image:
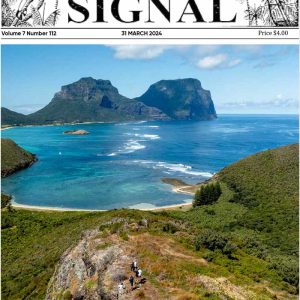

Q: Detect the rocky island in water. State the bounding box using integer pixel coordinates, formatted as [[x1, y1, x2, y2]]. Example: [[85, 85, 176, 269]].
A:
[[1, 77, 217, 127], [63, 130, 90, 135]]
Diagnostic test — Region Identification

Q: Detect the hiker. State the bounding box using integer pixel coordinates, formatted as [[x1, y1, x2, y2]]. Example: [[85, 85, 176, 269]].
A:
[[130, 261, 135, 271], [133, 260, 137, 270], [129, 275, 134, 290], [137, 268, 142, 278], [140, 277, 146, 284], [118, 282, 125, 295]]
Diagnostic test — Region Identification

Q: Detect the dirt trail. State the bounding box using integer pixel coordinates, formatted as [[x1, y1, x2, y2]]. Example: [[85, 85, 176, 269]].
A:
[[130, 233, 208, 265], [46, 222, 289, 300]]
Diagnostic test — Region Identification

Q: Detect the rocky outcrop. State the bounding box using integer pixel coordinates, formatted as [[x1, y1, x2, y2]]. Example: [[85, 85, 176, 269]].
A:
[[136, 79, 217, 120], [46, 229, 132, 300], [1, 138, 37, 178], [63, 130, 90, 135], [45, 218, 271, 300]]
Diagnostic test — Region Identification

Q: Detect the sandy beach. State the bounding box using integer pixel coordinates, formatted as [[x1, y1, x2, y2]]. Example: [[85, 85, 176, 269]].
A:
[[9, 177, 197, 212], [11, 199, 193, 212], [1, 126, 14, 131]]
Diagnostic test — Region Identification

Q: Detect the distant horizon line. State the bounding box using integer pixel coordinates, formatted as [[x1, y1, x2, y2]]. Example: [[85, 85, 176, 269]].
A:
[[1, 106, 299, 118], [217, 113, 299, 116]]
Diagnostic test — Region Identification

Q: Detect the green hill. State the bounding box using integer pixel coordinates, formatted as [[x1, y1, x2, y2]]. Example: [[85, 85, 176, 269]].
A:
[[170, 143, 299, 290], [1, 144, 298, 299], [1, 138, 37, 178], [1, 108, 29, 127], [218, 143, 299, 254]]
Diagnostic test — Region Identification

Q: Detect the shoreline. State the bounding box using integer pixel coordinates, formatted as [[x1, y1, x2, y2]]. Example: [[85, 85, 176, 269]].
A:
[[1, 121, 107, 131], [11, 200, 193, 212], [9, 178, 199, 213], [171, 186, 195, 195]]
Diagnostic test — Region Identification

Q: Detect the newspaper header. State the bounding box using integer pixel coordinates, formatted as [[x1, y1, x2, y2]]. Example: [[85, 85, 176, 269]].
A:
[[1, 0, 299, 42]]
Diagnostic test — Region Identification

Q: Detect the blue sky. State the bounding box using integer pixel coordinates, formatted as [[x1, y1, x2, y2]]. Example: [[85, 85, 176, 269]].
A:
[[1, 44, 299, 114]]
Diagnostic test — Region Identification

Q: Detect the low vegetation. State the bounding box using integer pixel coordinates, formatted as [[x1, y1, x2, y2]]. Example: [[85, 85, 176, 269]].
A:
[[1, 144, 298, 299], [169, 144, 299, 292], [1, 193, 12, 209], [1, 138, 37, 178]]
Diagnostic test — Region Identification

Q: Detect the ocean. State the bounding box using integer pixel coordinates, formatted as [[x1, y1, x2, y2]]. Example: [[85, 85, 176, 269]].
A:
[[1, 114, 298, 210]]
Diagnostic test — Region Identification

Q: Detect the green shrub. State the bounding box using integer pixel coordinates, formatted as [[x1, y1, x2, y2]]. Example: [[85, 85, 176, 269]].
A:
[[1, 212, 14, 229], [1, 193, 12, 208], [119, 230, 129, 241], [194, 229, 227, 251], [204, 208, 216, 215], [194, 229, 237, 259], [162, 222, 179, 234], [63, 290, 72, 300], [222, 242, 237, 257], [268, 256, 299, 290], [202, 251, 215, 262], [110, 222, 123, 234]]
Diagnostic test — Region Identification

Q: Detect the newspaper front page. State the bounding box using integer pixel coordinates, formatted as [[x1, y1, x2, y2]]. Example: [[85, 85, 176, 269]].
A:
[[1, 0, 299, 299]]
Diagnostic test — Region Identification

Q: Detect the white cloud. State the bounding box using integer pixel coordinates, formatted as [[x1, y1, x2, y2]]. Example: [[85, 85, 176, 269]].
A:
[[109, 45, 170, 60], [107, 45, 285, 70], [196, 54, 241, 70], [227, 59, 242, 67], [197, 54, 228, 70]]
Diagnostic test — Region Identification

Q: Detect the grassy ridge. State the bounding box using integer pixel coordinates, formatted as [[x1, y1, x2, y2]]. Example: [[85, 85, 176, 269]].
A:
[[1, 144, 299, 299], [1, 138, 37, 178], [169, 144, 299, 290], [2, 208, 296, 300], [218, 143, 299, 256]]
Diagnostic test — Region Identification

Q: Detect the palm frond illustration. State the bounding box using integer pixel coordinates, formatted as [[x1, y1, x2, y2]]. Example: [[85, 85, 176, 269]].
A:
[[242, 0, 298, 26], [245, 4, 264, 25], [239, 0, 252, 25], [31, 3, 59, 26], [2, 0, 60, 27]]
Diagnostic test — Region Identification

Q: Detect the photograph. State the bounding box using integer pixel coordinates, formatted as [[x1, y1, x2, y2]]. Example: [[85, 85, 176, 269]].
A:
[[1, 44, 299, 299]]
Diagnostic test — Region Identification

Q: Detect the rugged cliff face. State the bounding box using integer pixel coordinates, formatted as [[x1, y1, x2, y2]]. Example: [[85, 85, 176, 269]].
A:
[[1, 77, 217, 126], [136, 79, 217, 120], [27, 78, 168, 124]]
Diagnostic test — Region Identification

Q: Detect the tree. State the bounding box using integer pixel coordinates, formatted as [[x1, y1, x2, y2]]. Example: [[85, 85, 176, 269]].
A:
[[193, 182, 222, 207]]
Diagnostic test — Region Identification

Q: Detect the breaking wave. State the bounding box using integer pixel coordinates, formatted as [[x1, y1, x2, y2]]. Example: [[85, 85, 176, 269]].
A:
[[133, 160, 213, 177], [122, 140, 146, 153], [126, 133, 160, 140]]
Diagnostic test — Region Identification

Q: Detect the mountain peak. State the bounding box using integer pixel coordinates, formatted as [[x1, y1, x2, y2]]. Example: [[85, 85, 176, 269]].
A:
[[77, 77, 113, 86], [1, 77, 216, 125], [157, 78, 202, 87], [56, 77, 119, 103], [137, 78, 216, 121]]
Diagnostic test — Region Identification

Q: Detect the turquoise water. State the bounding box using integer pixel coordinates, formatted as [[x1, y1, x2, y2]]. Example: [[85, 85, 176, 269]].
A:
[[1, 115, 298, 209]]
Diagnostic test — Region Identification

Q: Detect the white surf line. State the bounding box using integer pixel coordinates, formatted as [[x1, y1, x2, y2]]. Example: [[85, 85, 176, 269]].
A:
[[11, 199, 193, 212]]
